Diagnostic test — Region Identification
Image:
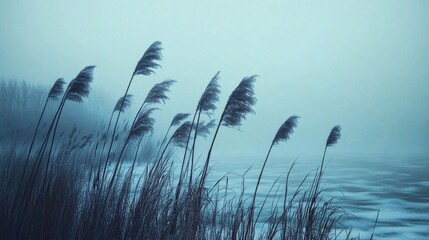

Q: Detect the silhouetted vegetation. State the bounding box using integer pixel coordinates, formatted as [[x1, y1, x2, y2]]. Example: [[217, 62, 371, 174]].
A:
[[0, 41, 373, 239]]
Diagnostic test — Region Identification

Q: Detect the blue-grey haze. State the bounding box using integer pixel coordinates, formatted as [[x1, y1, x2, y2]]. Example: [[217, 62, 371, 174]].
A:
[[1, 1, 429, 238], [1, 1, 428, 159], [1, 1, 428, 158]]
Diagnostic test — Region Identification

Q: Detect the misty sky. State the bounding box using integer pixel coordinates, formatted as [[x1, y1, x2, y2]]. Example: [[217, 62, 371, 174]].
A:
[[1, 1, 428, 159]]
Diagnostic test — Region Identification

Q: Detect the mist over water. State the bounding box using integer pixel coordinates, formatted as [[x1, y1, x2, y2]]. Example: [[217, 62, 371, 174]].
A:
[[203, 155, 429, 239], [1, 0, 428, 239]]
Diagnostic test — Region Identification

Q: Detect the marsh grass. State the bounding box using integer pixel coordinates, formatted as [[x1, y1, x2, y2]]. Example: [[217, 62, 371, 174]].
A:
[[0, 42, 374, 239]]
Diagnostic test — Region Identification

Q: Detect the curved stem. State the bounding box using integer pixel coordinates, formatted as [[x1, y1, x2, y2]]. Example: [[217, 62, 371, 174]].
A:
[[129, 137, 143, 174], [155, 125, 172, 160], [159, 136, 173, 161], [281, 161, 296, 240], [101, 74, 134, 187], [42, 98, 67, 192], [321, 145, 328, 172], [11, 97, 49, 223], [100, 110, 116, 183], [103, 135, 131, 210], [199, 110, 224, 190], [181, 110, 197, 179], [16, 87, 68, 238], [168, 110, 198, 235], [190, 113, 224, 237], [245, 142, 274, 239], [188, 110, 202, 185], [20, 98, 49, 184], [314, 145, 328, 198]]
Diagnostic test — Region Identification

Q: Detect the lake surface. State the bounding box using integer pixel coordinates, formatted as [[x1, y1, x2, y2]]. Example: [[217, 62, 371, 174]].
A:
[[204, 154, 429, 239]]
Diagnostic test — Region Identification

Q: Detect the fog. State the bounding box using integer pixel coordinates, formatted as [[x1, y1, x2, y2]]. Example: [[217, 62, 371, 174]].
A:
[[1, 0, 428, 159]]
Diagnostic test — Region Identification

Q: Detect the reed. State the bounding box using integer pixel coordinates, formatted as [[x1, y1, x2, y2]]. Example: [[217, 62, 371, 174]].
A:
[[15, 66, 95, 238], [103, 41, 163, 187], [200, 75, 257, 190], [157, 112, 190, 158], [167, 72, 221, 235], [182, 75, 257, 237], [11, 78, 66, 222], [103, 107, 158, 209], [98, 94, 133, 185], [245, 115, 300, 239], [189, 72, 221, 184], [0, 43, 376, 240], [44, 66, 95, 188]]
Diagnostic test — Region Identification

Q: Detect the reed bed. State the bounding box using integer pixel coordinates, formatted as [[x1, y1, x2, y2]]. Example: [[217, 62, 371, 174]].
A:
[[0, 41, 375, 239]]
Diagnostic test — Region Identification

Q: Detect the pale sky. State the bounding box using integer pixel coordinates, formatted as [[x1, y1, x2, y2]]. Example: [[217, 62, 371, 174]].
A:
[[1, 0, 428, 159]]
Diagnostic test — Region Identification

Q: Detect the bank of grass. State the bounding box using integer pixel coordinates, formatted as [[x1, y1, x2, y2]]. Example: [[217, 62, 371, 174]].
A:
[[0, 41, 374, 239], [0, 138, 355, 239]]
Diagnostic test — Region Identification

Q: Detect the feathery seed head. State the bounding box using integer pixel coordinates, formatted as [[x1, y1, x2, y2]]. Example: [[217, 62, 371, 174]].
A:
[[171, 121, 192, 148], [170, 113, 191, 127], [48, 78, 66, 101], [197, 119, 216, 139], [144, 79, 175, 105], [272, 115, 300, 146], [133, 41, 163, 76], [197, 71, 221, 115], [128, 107, 158, 140], [66, 65, 96, 103], [326, 125, 341, 147], [114, 94, 134, 113], [221, 75, 257, 129]]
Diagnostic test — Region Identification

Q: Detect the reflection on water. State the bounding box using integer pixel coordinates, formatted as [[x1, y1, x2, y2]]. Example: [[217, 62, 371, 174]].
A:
[[205, 155, 429, 239]]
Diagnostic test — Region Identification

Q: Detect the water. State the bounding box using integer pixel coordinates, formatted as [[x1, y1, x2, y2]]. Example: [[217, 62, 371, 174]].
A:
[[203, 154, 429, 239]]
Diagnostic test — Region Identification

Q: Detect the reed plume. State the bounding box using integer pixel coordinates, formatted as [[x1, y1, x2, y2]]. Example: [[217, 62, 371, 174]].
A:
[[37, 66, 95, 173], [171, 113, 191, 127], [187, 72, 221, 187], [197, 71, 221, 114], [160, 119, 217, 162], [12, 78, 66, 227], [245, 115, 299, 239], [272, 115, 300, 145], [43, 66, 95, 189], [102, 78, 172, 189], [98, 94, 134, 186], [18, 66, 95, 236], [130, 79, 175, 162], [170, 121, 193, 148], [114, 94, 134, 113], [157, 113, 190, 158], [47, 66, 96, 153], [131, 79, 175, 129], [65, 66, 96, 102], [25, 78, 66, 162], [197, 119, 216, 139], [133, 41, 163, 76], [322, 125, 341, 170], [143, 79, 176, 105], [221, 75, 257, 128], [202, 75, 257, 186], [326, 125, 341, 148], [158, 120, 193, 171], [129, 107, 157, 140], [167, 72, 221, 236], [104, 107, 158, 207], [185, 75, 256, 237], [48, 78, 66, 101], [306, 125, 342, 238], [103, 41, 163, 187]]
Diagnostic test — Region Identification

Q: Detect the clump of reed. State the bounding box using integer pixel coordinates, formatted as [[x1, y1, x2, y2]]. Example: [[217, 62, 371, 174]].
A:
[[0, 41, 376, 240]]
